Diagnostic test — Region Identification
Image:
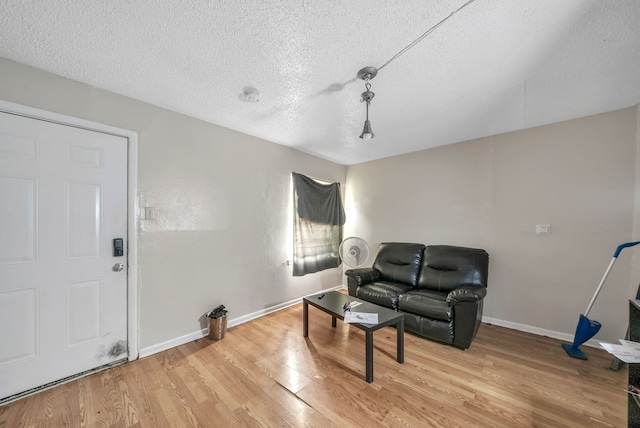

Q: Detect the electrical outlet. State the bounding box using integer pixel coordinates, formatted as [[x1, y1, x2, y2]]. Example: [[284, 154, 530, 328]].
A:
[[536, 224, 551, 235]]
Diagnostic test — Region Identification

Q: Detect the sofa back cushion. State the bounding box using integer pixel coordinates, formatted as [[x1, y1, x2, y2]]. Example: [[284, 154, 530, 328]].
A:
[[417, 245, 488, 292], [372, 242, 426, 287]]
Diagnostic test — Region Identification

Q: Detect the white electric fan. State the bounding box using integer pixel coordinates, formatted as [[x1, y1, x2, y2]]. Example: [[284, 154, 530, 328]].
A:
[[339, 237, 370, 268]]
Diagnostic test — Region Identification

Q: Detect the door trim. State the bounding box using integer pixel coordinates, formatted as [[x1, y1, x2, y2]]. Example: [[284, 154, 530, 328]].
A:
[[0, 99, 139, 361]]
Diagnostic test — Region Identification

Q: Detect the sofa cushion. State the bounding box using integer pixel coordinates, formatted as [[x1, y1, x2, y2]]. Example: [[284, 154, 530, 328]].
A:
[[418, 245, 488, 292], [398, 289, 452, 321], [402, 313, 454, 345], [356, 281, 414, 309], [372, 242, 426, 287]]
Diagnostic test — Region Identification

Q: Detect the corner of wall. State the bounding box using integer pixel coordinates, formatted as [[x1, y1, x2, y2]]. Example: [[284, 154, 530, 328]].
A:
[[630, 105, 640, 298]]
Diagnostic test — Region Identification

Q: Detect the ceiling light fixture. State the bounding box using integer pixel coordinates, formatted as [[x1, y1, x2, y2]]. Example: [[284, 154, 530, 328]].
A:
[[357, 66, 377, 140], [353, 0, 478, 140]]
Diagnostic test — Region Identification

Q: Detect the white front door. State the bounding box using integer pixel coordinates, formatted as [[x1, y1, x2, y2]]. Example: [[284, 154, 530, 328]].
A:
[[0, 111, 129, 400]]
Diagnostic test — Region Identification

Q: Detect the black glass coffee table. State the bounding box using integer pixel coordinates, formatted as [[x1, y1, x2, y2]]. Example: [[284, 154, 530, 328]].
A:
[[303, 291, 404, 383]]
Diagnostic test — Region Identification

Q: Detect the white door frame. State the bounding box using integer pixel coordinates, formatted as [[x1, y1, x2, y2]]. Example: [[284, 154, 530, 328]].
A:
[[0, 99, 139, 361]]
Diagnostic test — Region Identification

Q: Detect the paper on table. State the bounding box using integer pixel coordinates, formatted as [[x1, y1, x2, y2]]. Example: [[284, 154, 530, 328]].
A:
[[600, 340, 640, 363], [619, 339, 640, 349], [344, 312, 378, 324], [615, 354, 640, 363]]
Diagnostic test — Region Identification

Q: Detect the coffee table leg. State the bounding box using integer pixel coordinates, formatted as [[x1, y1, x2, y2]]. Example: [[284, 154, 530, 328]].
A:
[[303, 301, 308, 337], [397, 318, 404, 363], [365, 331, 373, 383], [332, 316, 336, 328]]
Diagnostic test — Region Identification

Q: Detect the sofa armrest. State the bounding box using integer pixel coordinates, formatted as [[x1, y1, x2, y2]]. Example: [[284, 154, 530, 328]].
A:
[[345, 268, 381, 286], [446, 285, 487, 304]]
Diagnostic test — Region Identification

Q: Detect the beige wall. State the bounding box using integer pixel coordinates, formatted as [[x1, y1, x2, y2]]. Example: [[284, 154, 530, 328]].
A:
[[345, 107, 639, 343], [3, 55, 638, 350], [0, 58, 346, 350]]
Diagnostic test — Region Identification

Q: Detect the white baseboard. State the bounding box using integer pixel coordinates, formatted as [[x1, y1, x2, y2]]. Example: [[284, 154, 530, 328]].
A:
[[482, 316, 601, 349], [139, 289, 600, 359], [138, 285, 344, 359], [138, 329, 208, 359]]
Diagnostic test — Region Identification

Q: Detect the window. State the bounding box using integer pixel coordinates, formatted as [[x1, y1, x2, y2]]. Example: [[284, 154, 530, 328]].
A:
[[291, 172, 345, 276]]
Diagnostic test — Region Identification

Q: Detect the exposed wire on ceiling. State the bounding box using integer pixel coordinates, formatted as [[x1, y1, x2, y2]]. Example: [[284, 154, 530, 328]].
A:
[[377, 0, 478, 72], [255, 0, 479, 121]]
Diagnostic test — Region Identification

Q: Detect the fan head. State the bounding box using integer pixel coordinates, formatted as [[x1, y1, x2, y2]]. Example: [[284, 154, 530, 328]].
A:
[[339, 237, 370, 268]]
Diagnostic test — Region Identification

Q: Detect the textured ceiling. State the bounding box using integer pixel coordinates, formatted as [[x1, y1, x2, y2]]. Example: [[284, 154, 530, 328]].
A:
[[1, 0, 640, 165]]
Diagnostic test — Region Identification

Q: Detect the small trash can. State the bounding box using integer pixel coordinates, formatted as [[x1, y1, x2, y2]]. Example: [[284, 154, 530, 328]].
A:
[[206, 304, 228, 340], [208, 314, 227, 340]]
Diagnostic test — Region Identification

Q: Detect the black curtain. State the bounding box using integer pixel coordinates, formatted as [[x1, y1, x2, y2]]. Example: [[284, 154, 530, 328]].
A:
[[292, 172, 345, 276]]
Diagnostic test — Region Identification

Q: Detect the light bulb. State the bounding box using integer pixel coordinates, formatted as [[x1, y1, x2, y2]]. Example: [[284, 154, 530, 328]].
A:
[[359, 119, 374, 140]]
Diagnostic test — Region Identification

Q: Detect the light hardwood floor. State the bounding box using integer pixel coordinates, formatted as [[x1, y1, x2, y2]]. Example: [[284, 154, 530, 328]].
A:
[[0, 299, 628, 427]]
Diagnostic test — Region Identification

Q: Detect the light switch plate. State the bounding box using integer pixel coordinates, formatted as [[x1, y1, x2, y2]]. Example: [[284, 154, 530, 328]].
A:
[[144, 207, 155, 220]]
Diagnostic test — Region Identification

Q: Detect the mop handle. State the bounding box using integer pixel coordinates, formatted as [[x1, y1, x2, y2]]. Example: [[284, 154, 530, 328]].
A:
[[584, 241, 640, 317]]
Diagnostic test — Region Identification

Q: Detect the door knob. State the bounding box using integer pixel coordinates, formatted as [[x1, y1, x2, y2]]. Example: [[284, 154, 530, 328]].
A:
[[112, 263, 125, 272]]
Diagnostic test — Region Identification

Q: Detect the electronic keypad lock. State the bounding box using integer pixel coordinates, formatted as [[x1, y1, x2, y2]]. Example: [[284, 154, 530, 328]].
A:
[[113, 238, 124, 257]]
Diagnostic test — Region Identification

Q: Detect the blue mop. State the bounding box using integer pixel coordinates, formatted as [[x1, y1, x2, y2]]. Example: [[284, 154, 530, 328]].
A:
[[562, 241, 640, 360]]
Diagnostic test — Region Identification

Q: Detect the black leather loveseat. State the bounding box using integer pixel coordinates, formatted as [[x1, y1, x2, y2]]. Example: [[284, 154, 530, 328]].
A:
[[345, 242, 489, 349]]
